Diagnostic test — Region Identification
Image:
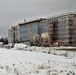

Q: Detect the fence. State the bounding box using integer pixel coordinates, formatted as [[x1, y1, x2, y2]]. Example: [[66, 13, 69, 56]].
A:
[[22, 46, 76, 57], [0, 44, 76, 57]]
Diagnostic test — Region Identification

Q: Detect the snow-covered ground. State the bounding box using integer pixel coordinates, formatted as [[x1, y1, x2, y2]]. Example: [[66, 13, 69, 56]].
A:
[[0, 47, 76, 75]]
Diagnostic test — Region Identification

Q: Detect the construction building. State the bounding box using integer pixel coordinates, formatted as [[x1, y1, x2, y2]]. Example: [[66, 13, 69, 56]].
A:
[[48, 18, 58, 41], [48, 12, 76, 46], [8, 12, 76, 46]]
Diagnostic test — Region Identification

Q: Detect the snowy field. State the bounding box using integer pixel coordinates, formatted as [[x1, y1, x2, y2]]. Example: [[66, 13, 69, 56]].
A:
[[0, 46, 76, 75]]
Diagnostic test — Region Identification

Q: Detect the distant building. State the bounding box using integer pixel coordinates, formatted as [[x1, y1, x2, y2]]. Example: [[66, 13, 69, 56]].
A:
[[8, 26, 19, 43], [8, 27, 14, 43]]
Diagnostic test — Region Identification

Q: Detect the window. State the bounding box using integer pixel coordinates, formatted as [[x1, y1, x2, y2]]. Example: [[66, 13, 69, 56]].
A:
[[29, 30, 32, 34], [35, 29, 36, 31], [28, 24, 32, 28], [30, 36, 33, 40]]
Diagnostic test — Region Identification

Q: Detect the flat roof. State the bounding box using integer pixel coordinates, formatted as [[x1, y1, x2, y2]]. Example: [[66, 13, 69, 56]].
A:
[[47, 12, 76, 19], [18, 18, 46, 26]]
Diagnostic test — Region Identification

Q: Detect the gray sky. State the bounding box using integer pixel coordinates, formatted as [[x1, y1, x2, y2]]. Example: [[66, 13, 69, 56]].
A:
[[0, 0, 75, 37]]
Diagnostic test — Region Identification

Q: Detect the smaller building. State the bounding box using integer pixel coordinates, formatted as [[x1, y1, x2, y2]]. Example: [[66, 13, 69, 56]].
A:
[[8, 27, 14, 43], [8, 26, 19, 43]]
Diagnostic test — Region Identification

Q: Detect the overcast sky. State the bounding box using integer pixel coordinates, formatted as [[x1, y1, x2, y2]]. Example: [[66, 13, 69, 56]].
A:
[[0, 0, 76, 37]]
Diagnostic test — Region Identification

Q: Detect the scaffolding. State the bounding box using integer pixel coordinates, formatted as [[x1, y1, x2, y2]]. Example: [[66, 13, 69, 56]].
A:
[[48, 13, 76, 46]]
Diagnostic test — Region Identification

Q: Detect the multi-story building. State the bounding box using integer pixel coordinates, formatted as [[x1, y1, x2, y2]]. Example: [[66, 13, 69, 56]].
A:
[[18, 19, 41, 42], [8, 26, 19, 43], [8, 12, 76, 46], [48, 12, 76, 46]]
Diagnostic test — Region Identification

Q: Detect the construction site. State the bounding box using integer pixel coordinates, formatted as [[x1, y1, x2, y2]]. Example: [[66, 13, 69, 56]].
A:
[[8, 12, 76, 47], [47, 13, 75, 46]]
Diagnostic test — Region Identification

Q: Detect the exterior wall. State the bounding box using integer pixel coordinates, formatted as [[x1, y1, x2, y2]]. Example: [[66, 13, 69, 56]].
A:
[[68, 14, 75, 46], [48, 19, 53, 40], [8, 28, 14, 43], [58, 15, 69, 45], [49, 14, 76, 46], [69, 14, 76, 46], [14, 26, 19, 42], [57, 14, 76, 46], [39, 19, 49, 35], [73, 15, 76, 45], [50, 18, 58, 41], [19, 21, 39, 42], [8, 26, 19, 43]]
